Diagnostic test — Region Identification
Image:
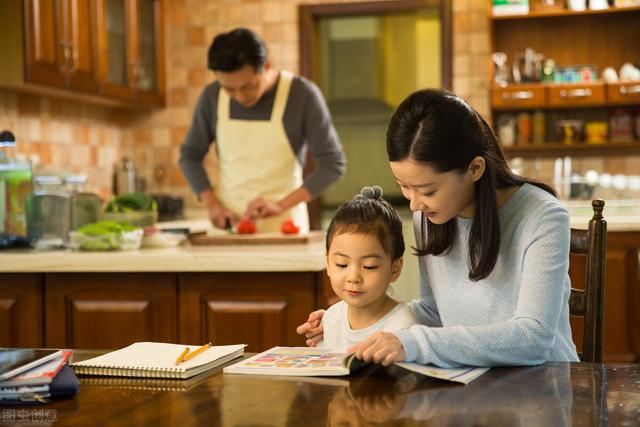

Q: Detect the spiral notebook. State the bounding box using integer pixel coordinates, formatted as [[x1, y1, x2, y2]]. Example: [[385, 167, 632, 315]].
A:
[[72, 342, 246, 379]]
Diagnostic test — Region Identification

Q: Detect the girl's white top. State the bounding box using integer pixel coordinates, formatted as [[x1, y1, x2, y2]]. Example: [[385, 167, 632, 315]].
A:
[[395, 183, 580, 367], [321, 300, 417, 350]]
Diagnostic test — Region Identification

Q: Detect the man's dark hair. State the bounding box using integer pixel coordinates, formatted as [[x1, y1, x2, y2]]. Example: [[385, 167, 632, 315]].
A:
[[207, 28, 268, 72]]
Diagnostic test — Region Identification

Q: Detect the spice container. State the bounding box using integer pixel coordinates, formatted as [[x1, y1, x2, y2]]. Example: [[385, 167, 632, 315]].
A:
[[610, 109, 633, 142], [497, 115, 517, 147], [532, 110, 546, 144], [556, 120, 585, 144], [585, 121, 608, 144], [517, 112, 532, 145]]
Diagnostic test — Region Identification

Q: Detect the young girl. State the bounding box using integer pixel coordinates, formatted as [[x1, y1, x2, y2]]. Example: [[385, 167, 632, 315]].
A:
[[298, 88, 579, 367], [319, 186, 417, 349]]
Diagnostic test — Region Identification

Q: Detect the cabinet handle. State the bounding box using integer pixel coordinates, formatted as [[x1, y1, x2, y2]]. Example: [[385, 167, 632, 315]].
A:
[[69, 44, 78, 73], [502, 90, 534, 100], [620, 85, 640, 95], [559, 88, 592, 98], [129, 60, 141, 89], [58, 40, 70, 73]]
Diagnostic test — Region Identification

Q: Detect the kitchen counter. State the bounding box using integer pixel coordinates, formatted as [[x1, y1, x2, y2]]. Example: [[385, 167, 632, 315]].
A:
[[0, 240, 326, 273], [565, 199, 640, 231], [0, 224, 330, 350]]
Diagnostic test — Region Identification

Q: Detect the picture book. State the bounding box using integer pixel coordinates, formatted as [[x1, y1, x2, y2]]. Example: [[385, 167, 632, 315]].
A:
[[0, 349, 64, 381], [223, 347, 489, 385], [0, 351, 72, 387], [72, 342, 246, 379]]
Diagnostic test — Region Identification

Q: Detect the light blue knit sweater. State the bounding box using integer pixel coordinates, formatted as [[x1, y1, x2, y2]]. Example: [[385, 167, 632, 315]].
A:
[[394, 184, 580, 367]]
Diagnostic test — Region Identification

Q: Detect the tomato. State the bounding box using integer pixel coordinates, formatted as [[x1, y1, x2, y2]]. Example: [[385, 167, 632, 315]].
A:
[[281, 219, 300, 234], [236, 219, 256, 234]]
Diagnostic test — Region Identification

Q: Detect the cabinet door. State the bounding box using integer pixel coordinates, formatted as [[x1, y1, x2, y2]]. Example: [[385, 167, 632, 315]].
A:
[[96, 0, 135, 101], [23, 0, 67, 88], [45, 273, 177, 348], [63, 0, 99, 92], [0, 274, 43, 348], [96, 0, 164, 105], [131, 0, 165, 105], [179, 273, 318, 352]]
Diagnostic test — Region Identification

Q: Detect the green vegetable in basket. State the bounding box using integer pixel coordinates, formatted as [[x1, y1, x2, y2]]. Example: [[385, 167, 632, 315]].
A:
[[79, 233, 121, 251], [78, 220, 139, 236], [105, 192, 157, 213]]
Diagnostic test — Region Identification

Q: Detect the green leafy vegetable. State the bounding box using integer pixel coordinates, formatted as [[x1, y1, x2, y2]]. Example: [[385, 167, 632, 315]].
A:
[[105, 192, 157, 213]]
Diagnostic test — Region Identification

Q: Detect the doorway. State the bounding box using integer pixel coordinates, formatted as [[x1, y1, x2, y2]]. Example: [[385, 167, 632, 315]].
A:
[[299, 0, 452, 209]]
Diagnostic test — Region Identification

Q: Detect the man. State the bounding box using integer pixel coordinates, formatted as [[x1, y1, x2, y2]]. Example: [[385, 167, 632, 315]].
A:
[[179, 28, 345, 233]]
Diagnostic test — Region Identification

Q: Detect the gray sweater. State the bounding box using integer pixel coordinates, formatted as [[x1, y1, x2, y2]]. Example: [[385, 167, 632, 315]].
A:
[[395, 184, 580, 367], [179, 74, 345, 198]]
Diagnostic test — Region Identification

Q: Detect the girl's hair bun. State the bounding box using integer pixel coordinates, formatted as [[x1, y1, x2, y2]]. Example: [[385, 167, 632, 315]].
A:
[[356, 185, 383, 200]]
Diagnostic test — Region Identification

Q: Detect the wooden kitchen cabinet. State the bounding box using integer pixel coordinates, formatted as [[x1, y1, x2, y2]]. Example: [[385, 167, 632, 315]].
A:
[[95, 0, 166, 106], [0, 0, 164, 107], [179, 273, 320, 352], [569, 231, 640, 363], [44, 273, 177, 348], [0, 274, 43, 348], [23, 0, 99, 93]]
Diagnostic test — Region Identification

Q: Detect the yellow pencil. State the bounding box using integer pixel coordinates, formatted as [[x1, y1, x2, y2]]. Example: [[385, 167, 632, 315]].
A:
[[175, 347, 190, 365], [182, 342, 212, 362]]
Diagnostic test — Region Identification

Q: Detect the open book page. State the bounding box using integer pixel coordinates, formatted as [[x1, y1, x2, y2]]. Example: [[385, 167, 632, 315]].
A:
[[394, 362, 490, 385], [223, 347, 353, 376], [224, 347, 489, 384]]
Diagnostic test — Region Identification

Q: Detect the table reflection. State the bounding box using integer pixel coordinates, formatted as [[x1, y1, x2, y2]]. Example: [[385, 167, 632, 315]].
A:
[[323, 364, 576, 427]]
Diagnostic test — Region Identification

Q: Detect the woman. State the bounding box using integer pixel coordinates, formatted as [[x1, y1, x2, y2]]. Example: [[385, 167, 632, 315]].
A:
[[298, 88, 579, 367]]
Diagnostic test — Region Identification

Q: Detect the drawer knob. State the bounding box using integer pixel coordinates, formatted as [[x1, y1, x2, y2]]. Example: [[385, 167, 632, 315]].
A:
[[502, 90, 534, 100], [620, 85, 640, 95], [560, 88, 592, 98]]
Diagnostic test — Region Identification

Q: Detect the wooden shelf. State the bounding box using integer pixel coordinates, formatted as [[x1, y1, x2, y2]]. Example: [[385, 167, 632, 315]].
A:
[[492, 5, 640, 20], [502, 141, 640, 158]]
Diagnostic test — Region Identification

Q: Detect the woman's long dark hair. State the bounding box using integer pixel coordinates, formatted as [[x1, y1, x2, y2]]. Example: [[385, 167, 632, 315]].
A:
[[386, 89, 556, 281]]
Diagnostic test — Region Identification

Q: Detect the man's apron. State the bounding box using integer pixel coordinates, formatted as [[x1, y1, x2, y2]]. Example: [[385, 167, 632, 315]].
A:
[[215, 71, 309, 233]]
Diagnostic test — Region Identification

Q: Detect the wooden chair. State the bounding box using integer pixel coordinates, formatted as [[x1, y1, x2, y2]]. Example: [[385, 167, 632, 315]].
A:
[[569, 199, 607, 363]]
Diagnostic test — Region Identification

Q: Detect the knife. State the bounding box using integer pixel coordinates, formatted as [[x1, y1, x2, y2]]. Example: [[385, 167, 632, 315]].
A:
[[224, 217, 236, 234]]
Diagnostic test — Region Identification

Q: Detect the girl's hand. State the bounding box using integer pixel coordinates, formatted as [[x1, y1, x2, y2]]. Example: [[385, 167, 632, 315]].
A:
[[296, 309, 325, 347], [347, 332, 406, 366]]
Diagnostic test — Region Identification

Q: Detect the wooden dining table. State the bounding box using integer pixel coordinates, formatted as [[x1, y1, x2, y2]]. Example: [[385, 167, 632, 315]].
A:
[[2, 350, 639, 426]]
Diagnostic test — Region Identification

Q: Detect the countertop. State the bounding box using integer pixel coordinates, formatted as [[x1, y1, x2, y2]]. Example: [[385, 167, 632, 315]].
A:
[[564, 199, 640, 231], [0, 240, 326, 273]]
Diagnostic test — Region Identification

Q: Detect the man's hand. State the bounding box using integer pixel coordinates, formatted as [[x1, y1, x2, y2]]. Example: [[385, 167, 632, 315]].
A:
[[243, 197, 283, 220], [296, 309, 325, 347], [200, 190, 237, 229], [347, 332, 406, 366], [207, 202, 237, 229]]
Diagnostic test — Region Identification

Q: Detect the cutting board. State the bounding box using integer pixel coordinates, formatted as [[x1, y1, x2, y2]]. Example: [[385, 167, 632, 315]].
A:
[[190, 230, 325, 245]]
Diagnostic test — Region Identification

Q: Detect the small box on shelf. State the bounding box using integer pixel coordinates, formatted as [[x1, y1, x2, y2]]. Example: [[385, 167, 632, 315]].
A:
[[492, 0, 529, 16]]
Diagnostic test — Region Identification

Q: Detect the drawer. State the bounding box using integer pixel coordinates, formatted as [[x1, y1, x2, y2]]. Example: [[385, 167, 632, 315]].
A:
[[607, 82, 640, 105], [491, 85, 546, 109], [547, 83, 605, 107]]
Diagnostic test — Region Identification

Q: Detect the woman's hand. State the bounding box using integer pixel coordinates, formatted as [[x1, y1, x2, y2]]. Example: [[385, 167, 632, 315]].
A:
[[296, 309, 325, 347], [347, 332, 406, 366]]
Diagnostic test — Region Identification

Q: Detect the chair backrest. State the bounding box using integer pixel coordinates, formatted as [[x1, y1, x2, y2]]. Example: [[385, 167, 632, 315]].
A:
[[569, 199, 607, 363]]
